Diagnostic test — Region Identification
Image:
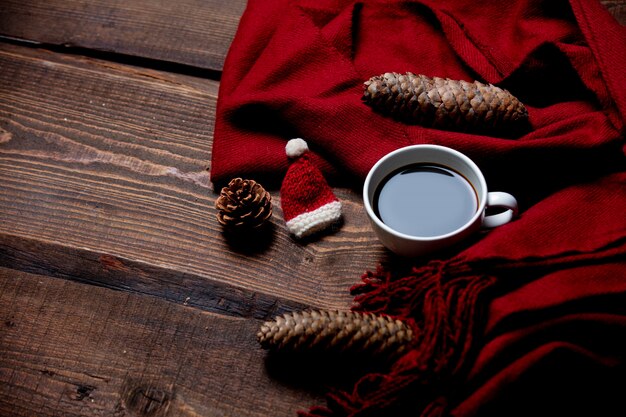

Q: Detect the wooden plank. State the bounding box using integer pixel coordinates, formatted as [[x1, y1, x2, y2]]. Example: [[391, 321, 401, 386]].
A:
[[0, 234, 312, 320], [0, 0, 247, 72], [0, 43, 387, 313], [0, 266, 326, 417], [0, 1, 623, 76]]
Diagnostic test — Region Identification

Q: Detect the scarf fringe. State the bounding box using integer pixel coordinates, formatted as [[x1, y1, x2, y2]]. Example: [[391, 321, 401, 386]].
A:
[[301, 260, 496, 417]]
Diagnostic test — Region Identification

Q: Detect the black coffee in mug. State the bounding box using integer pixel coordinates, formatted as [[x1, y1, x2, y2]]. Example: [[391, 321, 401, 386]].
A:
[[373, 163, 478, 237]]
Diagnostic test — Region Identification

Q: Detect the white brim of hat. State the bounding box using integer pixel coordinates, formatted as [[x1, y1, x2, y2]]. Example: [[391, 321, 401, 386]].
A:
[[286, 201, 342, 239]]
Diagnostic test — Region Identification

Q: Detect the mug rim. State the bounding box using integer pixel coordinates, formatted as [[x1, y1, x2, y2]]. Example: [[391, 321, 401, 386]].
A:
[[363, 144, 488, 242]]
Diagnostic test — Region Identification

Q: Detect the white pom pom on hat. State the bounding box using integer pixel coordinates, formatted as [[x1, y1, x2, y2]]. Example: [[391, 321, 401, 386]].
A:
[[285, 138, 309, 158], [280, 138, 342, 239]]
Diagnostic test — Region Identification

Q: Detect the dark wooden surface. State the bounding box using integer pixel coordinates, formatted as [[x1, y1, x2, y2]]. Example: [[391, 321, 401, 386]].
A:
[[0, 0, 246, 72], [0, 267, 324, 417], [0, 1, 624, 416]]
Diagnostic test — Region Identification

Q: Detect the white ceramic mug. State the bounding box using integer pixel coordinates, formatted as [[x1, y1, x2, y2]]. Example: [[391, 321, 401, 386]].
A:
[[363, 144, 518, 257]]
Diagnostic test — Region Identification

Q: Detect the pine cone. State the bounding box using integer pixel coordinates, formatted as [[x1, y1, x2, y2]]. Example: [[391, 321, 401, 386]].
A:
[[258, 310, 414, 358], [215, 178, 272, 230], [363, 72, 528, 132]]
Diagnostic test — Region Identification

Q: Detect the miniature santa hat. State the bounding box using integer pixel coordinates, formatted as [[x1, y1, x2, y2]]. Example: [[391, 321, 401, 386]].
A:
[[280, 138, 342, 239]]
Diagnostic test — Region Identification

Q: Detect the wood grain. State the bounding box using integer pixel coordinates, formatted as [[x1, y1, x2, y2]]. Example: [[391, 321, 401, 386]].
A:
[[0, 43, 388, 314], [0, 267, 327, 417], [1, 2, 624, 416], [0, 0, 623, 77], [603, 0, 626, 23], [0, 0, 247, 72], [0, 234, 313, 320]]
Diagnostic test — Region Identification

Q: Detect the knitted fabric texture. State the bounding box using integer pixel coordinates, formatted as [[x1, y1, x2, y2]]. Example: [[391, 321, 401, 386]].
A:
[[212, 0, 626, 415], [281, 139, 342, 238], [211, 0, 625, 186], [286, 201, 342, 239], [299, 172, 626, 417]]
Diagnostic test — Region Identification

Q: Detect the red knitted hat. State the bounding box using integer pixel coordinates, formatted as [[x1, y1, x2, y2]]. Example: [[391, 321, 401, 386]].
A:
[[280, 138, 342, 239]]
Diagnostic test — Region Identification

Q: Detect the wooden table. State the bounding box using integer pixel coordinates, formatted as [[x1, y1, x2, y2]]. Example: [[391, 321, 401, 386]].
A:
[[0, 2, 624, 416]]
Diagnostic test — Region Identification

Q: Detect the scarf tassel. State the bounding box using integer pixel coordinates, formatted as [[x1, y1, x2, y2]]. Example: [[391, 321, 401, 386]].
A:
[[300, 260, 496, 417]]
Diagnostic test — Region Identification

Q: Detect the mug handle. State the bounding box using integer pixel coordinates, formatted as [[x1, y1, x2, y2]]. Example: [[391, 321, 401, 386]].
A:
[[483, 192, 519, 228]]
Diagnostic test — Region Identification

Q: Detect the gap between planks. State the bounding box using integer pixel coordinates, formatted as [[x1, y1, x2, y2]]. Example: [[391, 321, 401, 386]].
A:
[[0, 267, 328, 417], [0, 42, 385, 315]]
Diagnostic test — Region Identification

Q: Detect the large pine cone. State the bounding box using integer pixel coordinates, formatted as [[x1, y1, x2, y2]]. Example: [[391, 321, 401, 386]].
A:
[[363, 72, 528, 132], [258, 310, 413, 358], [215, 178, 272, 230]]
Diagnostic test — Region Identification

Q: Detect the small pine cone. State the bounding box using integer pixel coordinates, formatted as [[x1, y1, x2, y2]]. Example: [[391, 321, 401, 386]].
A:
[[258, 310, 413, 358], [215, 178, 272, 230], [363, 72, 528, 132]]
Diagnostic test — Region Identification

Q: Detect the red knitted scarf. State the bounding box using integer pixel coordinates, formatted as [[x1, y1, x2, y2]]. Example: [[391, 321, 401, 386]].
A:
[[211, 0, 626, 415], [300, 173, 626, 416]]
